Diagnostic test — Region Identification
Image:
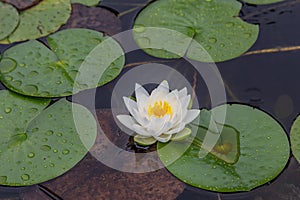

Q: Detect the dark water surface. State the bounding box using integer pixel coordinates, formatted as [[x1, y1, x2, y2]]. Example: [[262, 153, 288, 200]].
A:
[[1, 0, 300, 199]]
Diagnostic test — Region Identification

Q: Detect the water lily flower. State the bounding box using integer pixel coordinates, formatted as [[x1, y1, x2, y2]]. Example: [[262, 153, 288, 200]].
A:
[[117, 80, 200, 145]]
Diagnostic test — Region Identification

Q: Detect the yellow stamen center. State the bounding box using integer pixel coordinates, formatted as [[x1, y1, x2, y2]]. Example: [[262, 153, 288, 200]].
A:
[[147, 101, 172, 118]]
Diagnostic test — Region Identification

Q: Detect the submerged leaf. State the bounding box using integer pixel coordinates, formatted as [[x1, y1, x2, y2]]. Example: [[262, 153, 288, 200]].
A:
[[157, 104, 290, 192], [0, 2, 19, 40], [190, 122, 240, 164], [0, 28, 125, 97], [0, 90, 97, 186], [133, 0, 259, 62]]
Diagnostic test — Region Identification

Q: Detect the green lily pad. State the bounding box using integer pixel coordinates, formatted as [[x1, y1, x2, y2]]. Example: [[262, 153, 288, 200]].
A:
[[0, 28, 125, 97], [157, 104, 290, 192], [0, 0, 71, 44], [0, 90, 97, 186], [134, 135, 157, 146], [171, 128, 192, 142], [71, 0, 100, 6], [290, 115, 300, 163], [133, 0, 259, 62], [243, 0, 283, 5], [0, 2, 19, 40]]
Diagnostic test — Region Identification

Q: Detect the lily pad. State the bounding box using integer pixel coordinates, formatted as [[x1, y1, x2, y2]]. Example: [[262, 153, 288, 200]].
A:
[[290, 115, 300, 163], [243, 0, 283, 5], [0, 28, 125, 97], [134, 135, 157, 146], [157, 104, 290, 192], [0, 0, 71, 44], [0, 2, 19, 40], [0, 90, 97, 186], [133, 0, 259, 62], [71, 0, 100, 6]]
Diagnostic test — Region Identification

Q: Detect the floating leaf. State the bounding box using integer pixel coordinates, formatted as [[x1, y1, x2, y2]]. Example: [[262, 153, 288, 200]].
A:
[[243, 0, 283, 5], [0, 28, 125, 97], [0, 2, 19, 40], [134, 135, 157, 146], [0, 0, 71, 44], [158, 104, 290, 192], [290, 115, 300, 163], [171, 127, 192, 142], [133, 0, 259, 62], [0, 90, 97, 186], [71, 0, 100, 6]]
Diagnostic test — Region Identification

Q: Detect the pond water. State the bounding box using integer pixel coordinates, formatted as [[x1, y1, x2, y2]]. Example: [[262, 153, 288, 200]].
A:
[[0, 0, 300, 199]]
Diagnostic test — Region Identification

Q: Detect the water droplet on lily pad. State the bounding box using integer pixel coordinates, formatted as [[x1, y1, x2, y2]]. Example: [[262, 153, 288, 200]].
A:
[[21, 174, 30, 181], [208, 38, 217, 44], [40, 145, 51, 151], [0, 58, 17, 73], [27, 152, 35, 158], [12, 80, 22, 87], [5, 107, 12, 113], [29, 108, 39, 114], [0, 176, 7, 183], [244, 33, 252, 38], [56, 132, 63, 137], [32, 127, 39, 132], [45, 130, 54, 136], [23, 85, 38, 94], [226, 22, 234, 27], [4, 75, 13, 81], [134, 24, 146, 33], [62, 149, 70, 155], [28, 71, 39, 77]]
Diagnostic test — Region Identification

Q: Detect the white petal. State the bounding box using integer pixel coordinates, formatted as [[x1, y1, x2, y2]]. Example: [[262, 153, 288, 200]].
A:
[[149, 80, 169, 103], [123, 96, 138, 116], [116, 115, 136, 130], [147, 115, 170, 136], [157, 80, 169, 93], [178, 87, 187, 97], [180, 94, 191, 110], [135, 83, 149, 116], [131, 108, 150, 127], [154, 134, 172, 143], [133, 124, 152, 137], [165, 123, 185, 135], [183, 109, 200, 124], [164, 90, 182, 124]]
